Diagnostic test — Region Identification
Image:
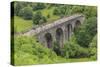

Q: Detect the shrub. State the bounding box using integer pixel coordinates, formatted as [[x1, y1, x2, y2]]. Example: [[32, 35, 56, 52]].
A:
[[89, 34, 97, 60], [47, 14, 50, 18], [62, 35, 89, 58], [18, 8, 24, 17], [53, 8, 60, 15], [19, 7, 33, 20], [71, 6, 84, 14], [53, 5, 72, 17], [32, 3, 46, 10], [32, 11, 47, 25], [53, 6, 66, 16], [83, 7, 97, 18], [53, 41, 61, 56], [13, 35, 67, 65], [74, 17, 97, 47], [14, 2, 24, 16]]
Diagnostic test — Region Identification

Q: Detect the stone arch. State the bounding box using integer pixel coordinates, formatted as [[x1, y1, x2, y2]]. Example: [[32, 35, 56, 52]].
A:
[[67, 24, 72, 40], [45, 33, 52, 48], [56, 28, 63, 48], [74, 20, 81, 31]]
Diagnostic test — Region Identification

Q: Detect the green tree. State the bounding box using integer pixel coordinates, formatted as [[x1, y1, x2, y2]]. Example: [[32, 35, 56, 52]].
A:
[[62, 35, 89, 58], [32, 3, 46, 10], [53, 5, 72, 17], [32, 11, 47, 25], [71, 6, 84, 14], [75, 17, 97, 47], [53, 8, 60, 15], [14, 2, 24, 16], [19, 7, 33, 20], [83, 7, 97, 18]]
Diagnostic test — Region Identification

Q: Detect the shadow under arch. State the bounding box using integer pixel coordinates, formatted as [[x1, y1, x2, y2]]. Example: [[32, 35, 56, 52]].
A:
[[45, 33, 52, 48], [74, 20, 81, 31], [67, 24, 72, 40], [56, 28, 63, 48]]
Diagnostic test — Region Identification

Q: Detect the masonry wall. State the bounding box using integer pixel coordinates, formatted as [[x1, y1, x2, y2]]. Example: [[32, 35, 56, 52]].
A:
[[22, 14, 85, 49], [35, 16, 85, 49]]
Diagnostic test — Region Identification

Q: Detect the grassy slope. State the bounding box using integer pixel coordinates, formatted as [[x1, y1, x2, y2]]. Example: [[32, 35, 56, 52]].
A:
[[41, 7, 60, 22], [14, 7, 60, 33], [14, 16, 33, 33]]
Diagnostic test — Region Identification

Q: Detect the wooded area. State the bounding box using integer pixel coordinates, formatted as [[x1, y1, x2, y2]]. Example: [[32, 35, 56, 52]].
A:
[[11, 1, 97, 65]]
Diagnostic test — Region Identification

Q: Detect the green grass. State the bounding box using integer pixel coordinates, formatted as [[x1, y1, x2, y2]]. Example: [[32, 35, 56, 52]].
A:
[[14, 7, 60, 33], [66, 58, 95, 63], [14, 16, 33, 33], [41, 7, 60, 22], [33, 7, 60, 23], [13, 12, 59, 34]]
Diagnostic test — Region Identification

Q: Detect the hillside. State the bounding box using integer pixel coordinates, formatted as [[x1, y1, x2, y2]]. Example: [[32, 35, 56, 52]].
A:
[[11, 1, 97, 65]]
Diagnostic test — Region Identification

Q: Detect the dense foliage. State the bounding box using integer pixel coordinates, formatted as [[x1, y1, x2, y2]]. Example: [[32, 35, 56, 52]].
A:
[[32, 3, 46, 10], [14, 2, 24, 16], [74, 17, 97, 47], [12, 1, 97, 65], [13, 2, 97, 33], [62, 35, 90, 58], [18, 7, 33, 20], [32, 11, 47, 25], [89, 34, 97, 60], [13, 36, 67, 65]]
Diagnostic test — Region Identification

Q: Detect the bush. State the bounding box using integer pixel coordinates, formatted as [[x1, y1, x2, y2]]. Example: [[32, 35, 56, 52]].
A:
[[53, 41, 61, 56], [13, 35, 68, 65], [14, 2, 24, 16], [53, 6, 66, 17], [70, 6, 84, 14], [19, 7, 33, 20], [32, 3, 46, 10], [32, 11, 47, 25], [53, 8, 60, 15], [74, 17, 97, 47], [89, 34, 97, 60], [62, 35, 89, 58], [47, 14, 50, 18], [83, 7, 97, 18]]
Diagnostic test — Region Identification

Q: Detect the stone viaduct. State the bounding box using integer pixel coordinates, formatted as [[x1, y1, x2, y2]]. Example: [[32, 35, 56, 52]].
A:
[[23, 14, 85, 48]]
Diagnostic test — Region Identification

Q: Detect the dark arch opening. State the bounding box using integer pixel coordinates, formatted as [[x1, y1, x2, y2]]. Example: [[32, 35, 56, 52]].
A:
[[54, 28, 63, 55], [45, 33, 52, 48], [67, 24, 72, 40], [74, 20, 81, 31], [56, 28, 63, 48]]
